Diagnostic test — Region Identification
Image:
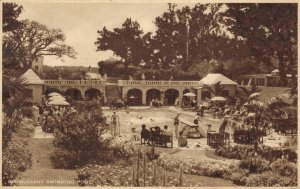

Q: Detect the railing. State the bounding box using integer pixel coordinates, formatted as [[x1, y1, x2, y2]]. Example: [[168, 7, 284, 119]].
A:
[[44, 80, 106, 86], [118, 80, 200, 87]]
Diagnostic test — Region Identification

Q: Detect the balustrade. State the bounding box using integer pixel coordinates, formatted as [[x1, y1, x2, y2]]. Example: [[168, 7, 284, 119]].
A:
[[44, 80, 106, 86], [118, 80, 199, 87]]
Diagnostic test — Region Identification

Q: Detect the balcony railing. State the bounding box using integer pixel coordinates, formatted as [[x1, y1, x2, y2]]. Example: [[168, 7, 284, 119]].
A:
[[118, 80, 200, 87], [44, 80, 106, 86]]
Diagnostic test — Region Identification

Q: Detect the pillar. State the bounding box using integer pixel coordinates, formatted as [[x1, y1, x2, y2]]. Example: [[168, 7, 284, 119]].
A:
[[197, 89, 202, 102], [160, 90, 165, 101], [178, 89, 183, 106], [79, 88, 85, 100], [122, 88, 127, 99], [142, 89, 147, 105]]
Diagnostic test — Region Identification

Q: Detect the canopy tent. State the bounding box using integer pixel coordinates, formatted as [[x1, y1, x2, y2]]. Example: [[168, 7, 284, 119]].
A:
[[199, 73, 237, 86], [48, 99, 70, 106]]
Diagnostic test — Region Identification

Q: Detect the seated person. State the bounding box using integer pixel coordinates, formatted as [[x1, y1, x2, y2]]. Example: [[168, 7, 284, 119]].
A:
[[130, 127, 140, 141], [178, 131, 187, 147], [141, 124, 151, 141], [207, 124, 212, 132], [150, 126, 161, 143], [162, 125, 173, 136]]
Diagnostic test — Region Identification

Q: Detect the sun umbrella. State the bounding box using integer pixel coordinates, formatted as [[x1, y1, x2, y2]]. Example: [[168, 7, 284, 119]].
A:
[[48, 99, 70, 106], [183, 92, 196, 97], [49, 96, 66, 101], [244, 100, 265, 107], [48, 92, 62, 97], [210, 96, 227, 102], [248, 92, 260, 100]]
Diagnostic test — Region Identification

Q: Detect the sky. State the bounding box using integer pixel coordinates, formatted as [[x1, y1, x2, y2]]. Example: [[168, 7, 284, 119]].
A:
[[19, 2, 196, 67]]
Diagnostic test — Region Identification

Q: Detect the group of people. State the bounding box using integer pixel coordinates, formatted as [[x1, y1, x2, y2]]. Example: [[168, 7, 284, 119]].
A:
[[110, 98, 128, 109], [32, 102, 77, 133], [150, 98, 163, 108]]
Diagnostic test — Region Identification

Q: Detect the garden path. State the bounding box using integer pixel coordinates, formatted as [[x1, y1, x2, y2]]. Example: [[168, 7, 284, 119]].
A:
[[17, 136, 77, 186]]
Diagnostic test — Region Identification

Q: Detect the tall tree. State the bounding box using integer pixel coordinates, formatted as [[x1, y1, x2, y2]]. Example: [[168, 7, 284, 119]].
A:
[[152, 3, 179, 69], [3, 19, 77, 70], [95, 18, 150, 76], [2, 2, 23, 32], [223, 3, 297, 87], [153, 3, 230, 71]]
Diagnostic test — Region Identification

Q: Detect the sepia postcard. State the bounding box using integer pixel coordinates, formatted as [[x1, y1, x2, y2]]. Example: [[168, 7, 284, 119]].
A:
[[2, 0, 298, 187]]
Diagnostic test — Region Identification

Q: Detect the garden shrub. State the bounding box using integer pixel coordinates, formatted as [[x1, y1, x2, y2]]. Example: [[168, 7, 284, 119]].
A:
[[2, 116, 33, 186], [109, 137, 139, 161], [156, 153, 239, 178], [239, 157, 270, 174], [229, 169, 248, 185], [215, 144, 297, 163], [245, 171, 280, 186], [21, 106, 33, 118], [50, 104, 112, 169], [270, 158, 297, 178]]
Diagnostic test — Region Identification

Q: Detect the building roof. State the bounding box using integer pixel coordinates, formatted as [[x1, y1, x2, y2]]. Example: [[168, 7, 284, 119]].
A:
[[199, 73, 237, 86], [21, 69, 44, 85]]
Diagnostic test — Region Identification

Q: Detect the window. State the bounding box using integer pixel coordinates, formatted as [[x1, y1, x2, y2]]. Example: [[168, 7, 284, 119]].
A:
[[34, 65, 38, 71]]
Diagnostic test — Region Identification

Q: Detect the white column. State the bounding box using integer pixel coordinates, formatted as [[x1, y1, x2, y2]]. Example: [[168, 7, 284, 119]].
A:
[[178, 89, 183, 106], [142, 89, 147, 105], [197, 89, 202, 102]]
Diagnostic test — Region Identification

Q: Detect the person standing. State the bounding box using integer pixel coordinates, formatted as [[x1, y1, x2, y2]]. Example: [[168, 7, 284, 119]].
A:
[[178, 131, 187, 147], [111, 112, 120, 136], [32, 104, 39, 126], [173, 113, 180, 138]]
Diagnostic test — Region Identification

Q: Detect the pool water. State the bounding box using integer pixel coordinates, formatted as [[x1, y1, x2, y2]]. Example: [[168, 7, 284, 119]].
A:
[[102, 107, 226, 149]]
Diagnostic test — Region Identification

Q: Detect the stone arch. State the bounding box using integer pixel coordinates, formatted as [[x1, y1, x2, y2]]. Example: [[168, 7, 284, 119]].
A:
[[45, 88, 62, 95], [85, 88, 101, 100], [183, 88, 190, 94], [182, 88, 191, 104], [127, 88, 142, 105], [65, 88, 83, 101], [146, 88, 161, 105], [165, 88, 179, 105]]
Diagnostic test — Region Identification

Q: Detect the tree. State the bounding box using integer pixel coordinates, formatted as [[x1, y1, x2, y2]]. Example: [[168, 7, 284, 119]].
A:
[[223, 4, 297, 87], [2, 2, 23, 32], [152, 3, 179, 69], [3, 19, 77, 70], [95, 18, 150, 76]]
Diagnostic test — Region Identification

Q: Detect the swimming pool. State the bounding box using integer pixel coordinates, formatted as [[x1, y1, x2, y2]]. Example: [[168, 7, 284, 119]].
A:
[[102, 107, 225, 138]]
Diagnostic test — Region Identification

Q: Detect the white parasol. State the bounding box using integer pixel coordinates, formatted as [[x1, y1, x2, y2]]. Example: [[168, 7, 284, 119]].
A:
[[48, 92, 62, 97], [183, 92, 196, 97], [48, 99, 70, 106], [48, 96, 66, 101], [248, 92, 260, 100], [210, 96, 227, 102]]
